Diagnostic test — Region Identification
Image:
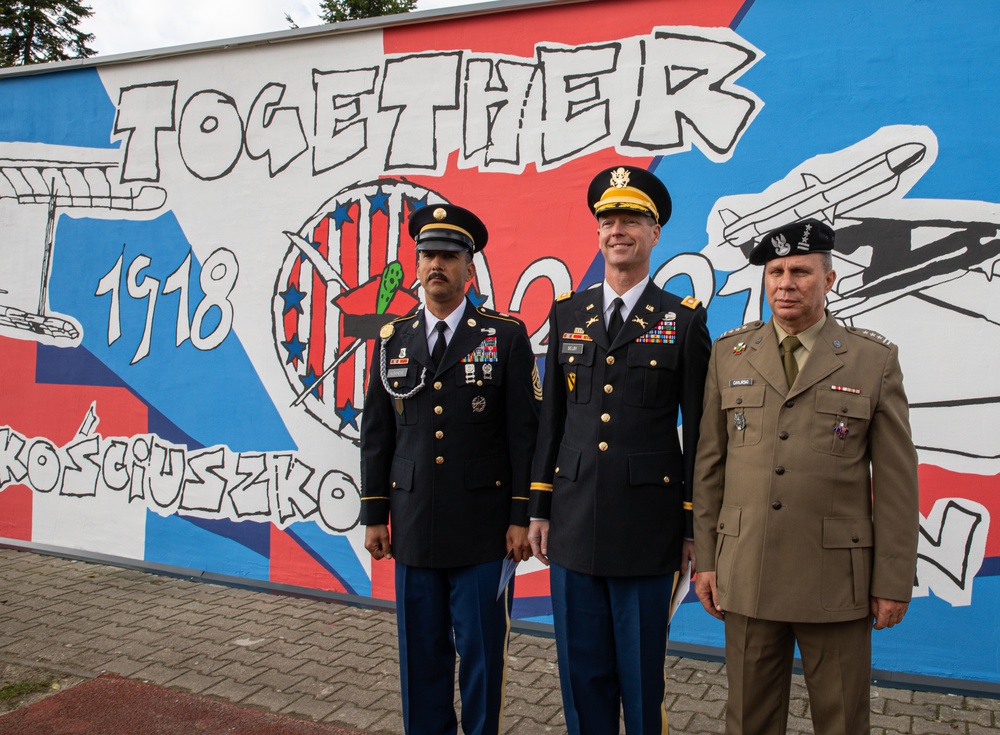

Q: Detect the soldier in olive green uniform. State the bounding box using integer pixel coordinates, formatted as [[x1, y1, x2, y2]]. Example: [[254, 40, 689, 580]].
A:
[[693, 219, 919, 735]]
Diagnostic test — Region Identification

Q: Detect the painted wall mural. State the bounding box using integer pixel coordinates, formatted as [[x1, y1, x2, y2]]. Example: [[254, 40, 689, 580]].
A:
[[1, 0, 998, 688]]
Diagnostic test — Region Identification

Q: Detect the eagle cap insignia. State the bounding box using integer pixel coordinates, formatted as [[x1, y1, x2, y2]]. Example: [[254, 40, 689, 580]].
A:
[[772, 233, 791, 257], [433, 207, 447, 221], [609, 167, 631, 189]]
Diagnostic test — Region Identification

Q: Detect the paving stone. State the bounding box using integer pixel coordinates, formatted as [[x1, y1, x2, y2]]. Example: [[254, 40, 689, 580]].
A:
[[166, 669, 222, 695], [240, 686, 306, 713], [2, 547, 999, 735], [324, 703, 384, 731], [280, 694, 341, 722], [201, 677, 266, 703]]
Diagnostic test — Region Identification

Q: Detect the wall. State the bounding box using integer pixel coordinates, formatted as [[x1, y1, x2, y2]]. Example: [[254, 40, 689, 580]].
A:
[[1, 0, 997, 689]]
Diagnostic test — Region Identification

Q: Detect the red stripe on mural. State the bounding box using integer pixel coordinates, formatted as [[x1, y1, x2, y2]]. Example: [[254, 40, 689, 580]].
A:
[[0, 337, 149, 542], [308, 218, 331, 398], [384, 0, 749, 56], [918, 464, 1000, 558], [339, 203, 361, 290], [369, 201, 389, 277], [268, 525, 349, 594]]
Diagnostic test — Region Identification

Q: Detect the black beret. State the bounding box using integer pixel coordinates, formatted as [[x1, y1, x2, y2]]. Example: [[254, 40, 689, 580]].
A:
[[408, 204, 488, 253], [587, 165, 671, 226], [748, 218, 835, 265]]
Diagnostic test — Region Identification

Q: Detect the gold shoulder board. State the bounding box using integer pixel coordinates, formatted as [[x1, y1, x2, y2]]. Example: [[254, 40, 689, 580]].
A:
[[681, 295, 701, 309]]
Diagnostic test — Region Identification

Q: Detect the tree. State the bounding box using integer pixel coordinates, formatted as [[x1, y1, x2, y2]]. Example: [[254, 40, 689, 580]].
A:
[[319, 0, 418, 23], [0, 0, 95, 67]]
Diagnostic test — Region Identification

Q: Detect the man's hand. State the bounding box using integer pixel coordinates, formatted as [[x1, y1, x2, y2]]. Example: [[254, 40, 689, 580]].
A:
[[365, 525, 392, 560], [695, 570, 724, 620], [680, 539, 695, 576], [871, 596, 908, 630], [528, 520, 550, 566], [506, 525, 532, 562]]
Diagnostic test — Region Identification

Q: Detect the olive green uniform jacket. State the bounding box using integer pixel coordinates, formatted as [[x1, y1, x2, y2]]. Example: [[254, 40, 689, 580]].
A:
[[693, 315, 919, 622]]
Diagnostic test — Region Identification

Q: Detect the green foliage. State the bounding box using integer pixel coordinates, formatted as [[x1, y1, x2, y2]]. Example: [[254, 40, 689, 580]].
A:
[[0, 677, 55, 702], [0, 0, 95, 67], [319, 0, 418, 24]]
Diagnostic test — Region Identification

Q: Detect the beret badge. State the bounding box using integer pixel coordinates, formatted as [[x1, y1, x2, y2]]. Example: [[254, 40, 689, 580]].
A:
[[771, 233, 791, 257]]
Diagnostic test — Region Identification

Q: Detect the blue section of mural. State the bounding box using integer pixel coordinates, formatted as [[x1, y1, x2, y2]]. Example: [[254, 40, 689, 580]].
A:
[[672, 570, 1000, 684], [144, 511, 270, 581], [35, 343, 204, 448], [653, 0, 1000, 338], [47, 214, 294, 452], [0, 68, 117, 148]]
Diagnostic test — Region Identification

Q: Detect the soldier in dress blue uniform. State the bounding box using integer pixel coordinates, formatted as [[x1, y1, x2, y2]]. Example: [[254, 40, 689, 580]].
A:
[[528, 166, 712, 735], [360, 203, 541, 735]]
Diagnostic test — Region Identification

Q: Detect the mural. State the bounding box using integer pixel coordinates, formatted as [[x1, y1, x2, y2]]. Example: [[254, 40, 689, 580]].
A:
[[1, 0, 998, 688]]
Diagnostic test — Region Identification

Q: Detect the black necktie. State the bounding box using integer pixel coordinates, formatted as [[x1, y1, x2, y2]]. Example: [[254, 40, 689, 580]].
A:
[[431, 321, 448, 368], [607, 297, 625, 341]]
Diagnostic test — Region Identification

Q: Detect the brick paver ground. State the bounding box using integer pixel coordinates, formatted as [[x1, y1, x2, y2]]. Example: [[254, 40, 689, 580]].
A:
[[0, 547, 996, 733]]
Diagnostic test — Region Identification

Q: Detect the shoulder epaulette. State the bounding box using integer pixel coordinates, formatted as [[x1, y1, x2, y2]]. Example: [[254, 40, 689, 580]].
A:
[[556, 291, 574, 302], [718, 320, 765, 339], [379, 312, 417, 339], [847, 326, 893, 346], [477, 306, 523, 325], [681, 295, 701, 310]]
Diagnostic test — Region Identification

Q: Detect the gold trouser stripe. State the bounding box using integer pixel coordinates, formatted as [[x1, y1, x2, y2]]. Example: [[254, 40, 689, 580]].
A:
[[498, 581, 512, 733]]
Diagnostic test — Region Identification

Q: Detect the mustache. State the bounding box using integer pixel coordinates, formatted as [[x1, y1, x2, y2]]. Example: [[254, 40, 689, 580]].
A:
[[427, 272, 448, 282]]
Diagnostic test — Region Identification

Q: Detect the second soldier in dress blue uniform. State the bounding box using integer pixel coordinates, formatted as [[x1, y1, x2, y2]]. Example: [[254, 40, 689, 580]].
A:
[[360, 204, 541, 735], [528, 166, 711, 735]]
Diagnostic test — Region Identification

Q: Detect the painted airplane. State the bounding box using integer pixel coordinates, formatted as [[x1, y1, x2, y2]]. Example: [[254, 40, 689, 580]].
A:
[[0, 154, 166, 342], [717, 141, 927, 253]]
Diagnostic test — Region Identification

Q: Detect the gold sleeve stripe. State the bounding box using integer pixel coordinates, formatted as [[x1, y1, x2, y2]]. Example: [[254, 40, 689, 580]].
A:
[[362, 496, 390, 501], [683, 501, 693, 510], [512, 496, 529, 501], [530, 482, 553, 492]]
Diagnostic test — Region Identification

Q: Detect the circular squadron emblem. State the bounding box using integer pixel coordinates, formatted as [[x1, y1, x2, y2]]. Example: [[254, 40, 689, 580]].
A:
[[271, 179, 494, 443]]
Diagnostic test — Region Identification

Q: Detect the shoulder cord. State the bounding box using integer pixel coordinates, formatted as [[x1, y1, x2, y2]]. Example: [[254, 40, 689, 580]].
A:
[[379, 335, 428, 400]]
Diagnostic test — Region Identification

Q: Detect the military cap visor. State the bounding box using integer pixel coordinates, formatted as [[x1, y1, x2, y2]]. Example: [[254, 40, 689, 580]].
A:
[[409, 204, 489, 253], [748, 218, 835, 265], [587, 165, 672, 226]]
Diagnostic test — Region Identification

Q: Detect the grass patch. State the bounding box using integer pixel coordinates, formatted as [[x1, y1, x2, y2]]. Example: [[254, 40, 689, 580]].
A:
[[0, 677, 55, 702]]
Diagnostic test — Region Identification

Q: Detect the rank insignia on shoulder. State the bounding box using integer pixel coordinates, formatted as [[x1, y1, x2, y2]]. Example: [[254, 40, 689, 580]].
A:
[[848, 327, 892, 345], [556, 291, 574, 302], [380, 323, 395, 339], [681, 295, 701, 309]]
